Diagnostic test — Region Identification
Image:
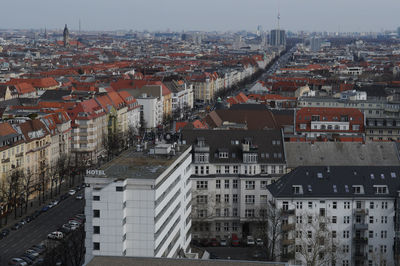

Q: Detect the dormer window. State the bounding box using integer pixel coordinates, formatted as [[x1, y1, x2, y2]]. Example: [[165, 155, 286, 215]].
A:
[[352, 185, 364, 194], [374, 185, 388, 194], [219, 152, 228, 159], [292, 185, 303, 195]]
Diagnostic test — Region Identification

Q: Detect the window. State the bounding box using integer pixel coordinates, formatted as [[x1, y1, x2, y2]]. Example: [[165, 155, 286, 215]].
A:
[[381, 230, 387, 239], [245, 195, 255, 204], [381, 216, 387, 224], [332, 201, 337, 209], [198, 209, 207, 218], [260, 180, 268, 189], [216, 165, 221, 174], [343, 216, 350, 224], [343, 260, 349, 266], [233, 194, 238, 203], [245, 181, 255, 190], [224, 208, 229, 217], [224, 166, 229, 174], [332, 230, 336, 238], [197, 195, 208, 204], [93, 195, 100, 201], [308, 202, 313, 209], [343, 202, 350, 209], [343, 245, 349, 253], [116, 186, 124, 192], [343, 231, 350, 238], [260, 195, 268, 204], [224, 194, 229, 203], [374, 185, 388, 194], [219, 152, 228, 158], [233, 180, 238, 189], [233, 208, 238, 216], [292, 185, 302, 194], [93, 226, 100, 234], [380, 245, 387, 253], [216, 194, 221, 203], [232, 222, 238, 231], [296, 201, 303, 209], [332, 216, 337, 224], [224, 180, 230, 189], [307, 231, 312, 238], [215, 222, 221, 232], [197, 181, 208, 189], [308, 216, 313, 224], [233, 166, 239, 174], [93, 242, 100, 250], [216, 180, 221, 189], [369, 216, 374, 224], [224, 222, 229, 231], [245, 209, 255, 217], [93, 210, 100, 218], [382, 202, 388, 209], [296, 216, 303, 224], [369, 230, 374, 238]]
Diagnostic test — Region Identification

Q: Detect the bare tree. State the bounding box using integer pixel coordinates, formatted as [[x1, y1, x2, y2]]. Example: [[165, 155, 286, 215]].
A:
[[295, 212, 341, 266], [103, 130, 124, 161], [21, 168, 35, 213], [55, 154, 73, 194], [1, 168, 24, 220]]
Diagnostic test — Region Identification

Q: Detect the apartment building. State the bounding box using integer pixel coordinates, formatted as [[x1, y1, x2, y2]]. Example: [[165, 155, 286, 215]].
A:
[[365, 116, 400, 141], [267, 166, 400, 266], [84, 143, 192, 263], [164, 80, 194, 118], [298, 96, 400, 119], [181, 129, 286, 240], [295, 107, 364, 140]]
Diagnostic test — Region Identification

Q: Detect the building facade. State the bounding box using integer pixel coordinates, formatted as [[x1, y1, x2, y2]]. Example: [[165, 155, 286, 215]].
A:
[[84, 144, 192, 263]]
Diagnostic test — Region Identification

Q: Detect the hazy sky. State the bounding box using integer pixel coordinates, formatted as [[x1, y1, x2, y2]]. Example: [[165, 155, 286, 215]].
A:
[[1, 0, 399, 32]]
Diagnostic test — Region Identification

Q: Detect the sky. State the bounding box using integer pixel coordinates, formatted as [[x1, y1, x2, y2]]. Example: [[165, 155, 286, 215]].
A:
[[0, 0, 399, 33]]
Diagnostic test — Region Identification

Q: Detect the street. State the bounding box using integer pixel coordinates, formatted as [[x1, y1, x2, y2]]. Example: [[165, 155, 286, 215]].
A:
[[0, 190, 84, 265]]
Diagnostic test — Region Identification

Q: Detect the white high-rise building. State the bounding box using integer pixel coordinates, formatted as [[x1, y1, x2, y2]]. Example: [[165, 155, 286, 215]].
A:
[[84, 143, 193, 263]]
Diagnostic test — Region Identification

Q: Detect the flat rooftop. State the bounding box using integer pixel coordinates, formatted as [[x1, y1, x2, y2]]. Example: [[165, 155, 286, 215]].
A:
[[87, 256, 287, 266], [98, 144, 190, 180]]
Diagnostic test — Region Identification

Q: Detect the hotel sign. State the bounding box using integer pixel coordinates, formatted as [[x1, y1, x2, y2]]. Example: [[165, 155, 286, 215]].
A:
[[86, 169, 106, 176]]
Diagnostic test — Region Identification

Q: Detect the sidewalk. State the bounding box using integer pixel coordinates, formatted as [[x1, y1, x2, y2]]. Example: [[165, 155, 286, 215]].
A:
[[0, 180, 82, 229]]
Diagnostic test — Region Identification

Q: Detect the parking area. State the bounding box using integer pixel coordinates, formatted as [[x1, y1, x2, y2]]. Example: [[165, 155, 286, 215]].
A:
[[0, 188, 85, 265]]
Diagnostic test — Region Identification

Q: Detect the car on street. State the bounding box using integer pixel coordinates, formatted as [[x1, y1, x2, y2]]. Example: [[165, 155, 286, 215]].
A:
[[247, 236, 255, 246], [75, 213, 85, 221], [231, 234, 240, 247], [68, 220, 81, 228], [25, 249, 39, 258], [220, 239, 227, 246], [19, 256, 33, 265], [68, 189, 76, 196], [8, 258, 28, 265], [256, 238, 264, 246], [11, 222, 22, 230], [75, 195, 83, 200], [41, 206, 49, 212], [47, 231, 64, 240], [2, 228, 10, 237], [30, 244, 46, 254], [210, 238, 219, 247]]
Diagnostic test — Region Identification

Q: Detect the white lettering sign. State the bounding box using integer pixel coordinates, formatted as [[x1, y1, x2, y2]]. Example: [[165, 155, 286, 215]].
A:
[[86, 169, 106, 176]]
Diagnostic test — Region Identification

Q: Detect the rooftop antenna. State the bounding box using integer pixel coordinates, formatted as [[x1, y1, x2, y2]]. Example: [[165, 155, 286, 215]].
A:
[[277, 0, 281, 30]]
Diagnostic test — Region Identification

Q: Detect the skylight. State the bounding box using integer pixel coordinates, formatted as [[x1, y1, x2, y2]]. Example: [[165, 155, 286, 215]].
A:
[[333, 185, 337, 193], [308, 185, 312, 192], [345, 185, 349, 193], [381, 174, 385, 179], [391, 172, 397, 178], [317, 173, 323, 178], [370, 174, 375, 179]]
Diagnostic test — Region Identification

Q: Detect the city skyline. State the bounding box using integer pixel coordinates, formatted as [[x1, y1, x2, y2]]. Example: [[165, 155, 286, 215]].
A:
[[0, 0, 399, 33]]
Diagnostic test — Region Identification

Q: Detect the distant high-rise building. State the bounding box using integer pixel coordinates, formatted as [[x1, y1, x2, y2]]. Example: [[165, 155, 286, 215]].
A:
[[63, 24, 69, 47], [310, 36, 322, 52], [397, 27, 400, 37], [256, 25, 263, 36], [269, 29, 286, 47]]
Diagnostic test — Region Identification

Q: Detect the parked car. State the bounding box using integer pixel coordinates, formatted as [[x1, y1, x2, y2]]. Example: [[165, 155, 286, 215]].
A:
[[68, 221, 81, 228], [50, 200, 59, 206], [247, 236, 255, 246], [220, 239, 227, 246], [30, 244, 46, 254], [75, 213, 85, 221], [32, 210, 41, 218], [8, 258, 28, 265], [41, 206, 49, 212], [47, 231, 64, 240], [256, 238, 264, 246], [2, 228, 10, 237], [68, 190, 76, 196], [75, 195, 83, 200], [19, 256, 33, 265], [210, 238, 219, 247], [25, 249, 39, 258], [11, 223, 22, 230], [21, 253, 35, 262]]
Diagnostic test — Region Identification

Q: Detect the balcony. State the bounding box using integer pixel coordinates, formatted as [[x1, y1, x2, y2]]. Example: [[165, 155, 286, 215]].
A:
[[15, 152, 23, 158], [281, 209, 295, 216], [354, 237, 368, 245], [354, 209, 368, 215], [282, 239, 295, 246], [354, 223, 368, 230], [281, 223, 295, 231], [1, 158, 10, 163]]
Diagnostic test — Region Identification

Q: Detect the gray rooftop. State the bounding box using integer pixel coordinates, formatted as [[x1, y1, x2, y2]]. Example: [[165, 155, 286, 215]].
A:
[[285, 142, 400, 168], [87, 256, 287, 266], [99, 144, 190, 180], [268, 166, 400, 198]]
